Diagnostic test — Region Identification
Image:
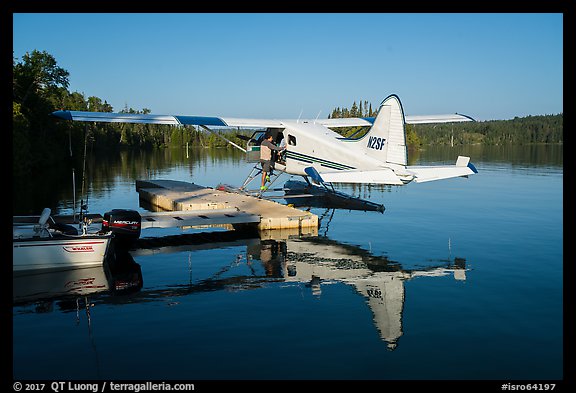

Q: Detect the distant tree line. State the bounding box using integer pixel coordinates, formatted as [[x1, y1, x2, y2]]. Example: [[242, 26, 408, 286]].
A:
[[407, 114, 563, 146], [330, 100, 377, 119], [329, 99, 563, 147], [13, 50, 563, 178], [13, 50, 251, 177]]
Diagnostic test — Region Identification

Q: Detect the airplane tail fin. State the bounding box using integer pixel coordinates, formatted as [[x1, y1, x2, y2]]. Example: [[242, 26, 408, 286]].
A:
[[361, 94, 407, 166]]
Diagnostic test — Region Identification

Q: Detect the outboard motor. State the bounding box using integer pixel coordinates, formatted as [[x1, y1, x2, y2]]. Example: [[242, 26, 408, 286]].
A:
[[102, 209, 142, 244]]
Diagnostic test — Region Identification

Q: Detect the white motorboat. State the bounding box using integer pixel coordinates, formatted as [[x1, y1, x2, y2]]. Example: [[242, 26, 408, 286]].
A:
[[13, 208, 114, 272]]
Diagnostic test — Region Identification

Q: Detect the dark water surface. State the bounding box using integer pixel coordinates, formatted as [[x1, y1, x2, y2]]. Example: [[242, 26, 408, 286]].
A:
[[12, 144, 564, 382]]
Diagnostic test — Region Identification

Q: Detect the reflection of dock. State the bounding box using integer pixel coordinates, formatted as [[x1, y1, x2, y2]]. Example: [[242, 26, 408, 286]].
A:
[[136, 179, 318, 232]]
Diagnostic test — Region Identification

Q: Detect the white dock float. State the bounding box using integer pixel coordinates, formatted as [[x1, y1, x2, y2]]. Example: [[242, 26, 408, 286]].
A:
[[135, 179, 319, 233], [140, 208, 260, 229]]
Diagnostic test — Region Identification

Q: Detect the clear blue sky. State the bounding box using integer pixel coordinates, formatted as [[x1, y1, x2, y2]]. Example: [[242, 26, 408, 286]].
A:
[[13, 13, 563, 121]]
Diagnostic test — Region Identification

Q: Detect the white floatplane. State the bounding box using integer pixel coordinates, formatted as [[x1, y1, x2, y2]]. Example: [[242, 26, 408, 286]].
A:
[[51, 94, 478, 205]]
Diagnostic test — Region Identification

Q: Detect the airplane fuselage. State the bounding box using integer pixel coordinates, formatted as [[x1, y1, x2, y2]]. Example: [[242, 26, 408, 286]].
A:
[[277, 122, 392, 177]]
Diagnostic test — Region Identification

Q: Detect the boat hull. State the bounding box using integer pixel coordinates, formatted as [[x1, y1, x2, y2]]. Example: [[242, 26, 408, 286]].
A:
[[13, 235, 113, 271]]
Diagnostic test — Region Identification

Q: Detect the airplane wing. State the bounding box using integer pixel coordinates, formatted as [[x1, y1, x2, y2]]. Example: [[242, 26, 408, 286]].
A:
[[51, 111, 286, 128], [404, 113, 476, 124], [316, 113, 474, 127], [51, 111, 474, 128]]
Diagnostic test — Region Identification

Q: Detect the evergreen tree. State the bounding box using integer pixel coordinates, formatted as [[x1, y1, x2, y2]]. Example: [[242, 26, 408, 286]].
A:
[[350, 101, 358, 117]]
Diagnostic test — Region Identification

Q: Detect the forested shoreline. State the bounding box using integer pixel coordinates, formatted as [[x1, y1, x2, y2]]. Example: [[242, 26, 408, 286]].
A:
[[13, 50, 563, 177]]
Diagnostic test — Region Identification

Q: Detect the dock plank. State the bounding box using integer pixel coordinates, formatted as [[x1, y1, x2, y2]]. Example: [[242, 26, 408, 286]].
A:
[[140, 208, 260, 229]]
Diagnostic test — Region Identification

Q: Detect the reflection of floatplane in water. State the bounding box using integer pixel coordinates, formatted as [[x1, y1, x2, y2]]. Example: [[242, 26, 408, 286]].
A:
[[129, 229, 468, 350], [280, 236, 466, 350]]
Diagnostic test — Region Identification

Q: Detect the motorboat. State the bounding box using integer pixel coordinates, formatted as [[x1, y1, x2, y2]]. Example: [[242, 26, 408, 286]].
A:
[[13, 208, 114, 272]]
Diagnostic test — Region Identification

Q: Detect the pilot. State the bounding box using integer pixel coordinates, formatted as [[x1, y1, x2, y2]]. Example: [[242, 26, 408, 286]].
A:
[[260, 133, 285, 191]]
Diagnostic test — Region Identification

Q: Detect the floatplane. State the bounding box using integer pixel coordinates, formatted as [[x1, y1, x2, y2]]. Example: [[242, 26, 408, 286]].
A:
[[51, 94, 478, 211]]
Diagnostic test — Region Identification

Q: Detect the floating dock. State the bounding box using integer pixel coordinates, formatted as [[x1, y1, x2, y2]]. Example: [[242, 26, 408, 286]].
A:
[[135, 179, 319, 233]]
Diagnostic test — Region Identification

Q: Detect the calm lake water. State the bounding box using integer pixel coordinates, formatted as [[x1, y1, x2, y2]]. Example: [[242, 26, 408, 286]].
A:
[[12, 144, 564, 383]]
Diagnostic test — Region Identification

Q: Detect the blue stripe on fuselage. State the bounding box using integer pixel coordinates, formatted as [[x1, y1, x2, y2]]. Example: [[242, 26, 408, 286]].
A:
[[286, 151, 355, 170]]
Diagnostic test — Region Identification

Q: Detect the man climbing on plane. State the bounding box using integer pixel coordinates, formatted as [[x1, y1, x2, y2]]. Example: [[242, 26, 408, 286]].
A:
[[260, 133, 285, 191]]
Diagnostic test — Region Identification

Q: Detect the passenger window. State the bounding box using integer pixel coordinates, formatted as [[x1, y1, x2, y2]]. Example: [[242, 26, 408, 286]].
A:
[[288, 135, 297, 146]]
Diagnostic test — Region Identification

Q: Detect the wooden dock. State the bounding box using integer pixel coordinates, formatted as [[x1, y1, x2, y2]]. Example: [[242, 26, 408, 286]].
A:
[[135, 179, 319, 233]]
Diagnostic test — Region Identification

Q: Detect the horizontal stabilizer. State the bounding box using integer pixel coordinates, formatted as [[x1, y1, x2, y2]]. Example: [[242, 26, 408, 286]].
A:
[[407, 156, 478, 183]]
